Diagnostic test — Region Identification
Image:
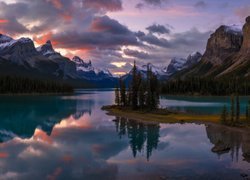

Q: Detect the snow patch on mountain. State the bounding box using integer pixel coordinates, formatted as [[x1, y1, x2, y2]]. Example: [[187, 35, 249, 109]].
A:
[[72, 56, 113, 79], [37, 40, 61, 58], [0, 34, 13, 43], [224, 25, 242, 35]]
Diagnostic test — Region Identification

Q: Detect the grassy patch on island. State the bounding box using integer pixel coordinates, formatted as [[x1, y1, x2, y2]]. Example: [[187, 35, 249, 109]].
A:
[[101, 105, 241, 124]]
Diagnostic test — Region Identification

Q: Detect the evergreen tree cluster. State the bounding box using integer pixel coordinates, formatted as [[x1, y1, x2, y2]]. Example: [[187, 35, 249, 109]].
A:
[[161, 77, 250, 96], [115, 62, 160, 110], [0, 76, 73, 94]]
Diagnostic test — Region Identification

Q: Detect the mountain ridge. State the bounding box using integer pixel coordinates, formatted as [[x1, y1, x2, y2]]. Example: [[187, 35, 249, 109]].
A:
[[173, 16, 250, 80]]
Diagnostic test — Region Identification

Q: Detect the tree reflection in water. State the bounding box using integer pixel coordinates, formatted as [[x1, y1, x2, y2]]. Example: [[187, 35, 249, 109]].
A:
[[113, 117, 160, 160], [206, 124, 250, 162]]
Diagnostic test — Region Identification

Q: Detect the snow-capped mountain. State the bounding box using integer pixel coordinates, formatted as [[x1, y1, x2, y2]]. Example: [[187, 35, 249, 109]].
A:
[[127, 63, 168, 79], [122, 52, 202, 84], [224, 25, 242, 35], [184, 52, 202, 68], [166, 58, 186, 76], [0, 34, 117, 87], [0, 36, 39, 65], [37, 40, 61, 58], [167, 52, 202, 76], [72, 56, 113, 80], [0, 34, 13, 44]]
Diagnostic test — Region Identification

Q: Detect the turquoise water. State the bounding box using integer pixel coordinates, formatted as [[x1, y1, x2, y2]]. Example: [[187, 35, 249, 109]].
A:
[[0, 90, 249, 179], [161, 95, 250, 114]]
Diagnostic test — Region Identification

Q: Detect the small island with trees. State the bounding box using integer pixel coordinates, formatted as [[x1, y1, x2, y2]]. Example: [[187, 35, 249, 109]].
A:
[[103, 62, 250, 127]]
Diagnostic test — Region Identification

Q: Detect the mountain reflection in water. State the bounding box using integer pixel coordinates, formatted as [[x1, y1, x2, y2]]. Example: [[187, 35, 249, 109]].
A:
[[0, 91, 250, 179]]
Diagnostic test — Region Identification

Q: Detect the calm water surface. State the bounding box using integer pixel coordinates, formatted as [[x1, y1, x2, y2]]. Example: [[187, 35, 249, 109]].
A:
[[0, 90, 249, 180]]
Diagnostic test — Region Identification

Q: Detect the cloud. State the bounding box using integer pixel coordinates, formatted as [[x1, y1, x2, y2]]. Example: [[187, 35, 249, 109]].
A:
[[146, 24, 171, 35], [48, 0, 63, 9], [90, 16, 131, 34], [51, 16, 139, 50], [0, 17, 29, 35], [235, 6, 250, 20], [124, 48, 152, 59], [0, 19, 8, 23], [135, 31, 171, 48], [135, 0, 168, 8], [83, 0, 123, 12], [194, 1, 207, 9], [136, 28, 211, 50], [0, 0, 211, 73]]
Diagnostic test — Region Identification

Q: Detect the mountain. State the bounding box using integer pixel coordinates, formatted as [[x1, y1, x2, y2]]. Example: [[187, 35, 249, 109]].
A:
[[121, 63, 168, 85], [37, 40, 61, 58], [184, 52, 202, 69], [72, 56, 114, 80], [122, 52, 202, 84], [0, 34, 118, 87], [174, 17, 250, 80]]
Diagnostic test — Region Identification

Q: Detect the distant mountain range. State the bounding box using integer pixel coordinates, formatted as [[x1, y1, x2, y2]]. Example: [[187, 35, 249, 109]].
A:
[[0, 35, 116, 87], [121, 51, 202, 84], [0, 32, 202, 87], [1, 16, 250, 87]]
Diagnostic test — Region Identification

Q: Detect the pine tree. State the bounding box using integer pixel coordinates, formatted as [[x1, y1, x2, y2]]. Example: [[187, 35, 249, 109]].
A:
[[151, 73, 160, 109], [221, 105, 228, 125], [146, 65, 152, 110], [120, 79, 126, 106], [236, 94, 240, 123], [138, 82, 145, 109], [127, 85, 132, 107], [131, 61, 138, 109], [231, 95, 235, 126], [115, 85, 120, 106]]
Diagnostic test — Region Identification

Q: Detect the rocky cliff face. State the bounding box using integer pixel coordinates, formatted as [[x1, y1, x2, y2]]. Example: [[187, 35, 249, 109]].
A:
[[241, 16, 250, 53], [176, 17, 250, 79], [0, 37, 39, 65], [203, 25, 243, 66], [183, 52, 202, 69], [37, 40, 61, 58], [0, 34, 117, 87]]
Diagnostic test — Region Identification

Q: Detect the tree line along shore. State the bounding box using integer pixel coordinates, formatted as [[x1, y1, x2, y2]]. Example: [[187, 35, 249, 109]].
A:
[[103, 62, 250, 127]]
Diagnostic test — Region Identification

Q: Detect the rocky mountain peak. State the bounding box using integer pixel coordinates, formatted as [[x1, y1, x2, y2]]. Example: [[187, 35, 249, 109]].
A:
[[184, 52, 202, 68], [202, 24, 243, 65], [36, 40, 60, 57], [0, 34, 13, 43], [72, 56, 92, 67], [241, 16, 250, 52], [46, 40, 52, 45]]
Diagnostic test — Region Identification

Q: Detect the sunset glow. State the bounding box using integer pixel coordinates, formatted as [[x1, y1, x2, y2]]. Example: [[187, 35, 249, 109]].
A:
[[0, 0, 248, 74]]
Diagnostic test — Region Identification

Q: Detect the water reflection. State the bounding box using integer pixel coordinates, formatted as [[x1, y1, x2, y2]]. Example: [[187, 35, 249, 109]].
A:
[[113, 117, 160, 160], [0, 92, 250, 179], [0, 95, 95, 142], [206, 124, 250, 162]]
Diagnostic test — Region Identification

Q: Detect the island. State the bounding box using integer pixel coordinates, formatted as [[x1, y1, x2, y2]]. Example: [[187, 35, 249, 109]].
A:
[[102, 62, 250, 128]]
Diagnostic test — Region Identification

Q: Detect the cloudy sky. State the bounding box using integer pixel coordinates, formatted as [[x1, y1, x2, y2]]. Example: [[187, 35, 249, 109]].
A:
[[0, 0, 249, 75]]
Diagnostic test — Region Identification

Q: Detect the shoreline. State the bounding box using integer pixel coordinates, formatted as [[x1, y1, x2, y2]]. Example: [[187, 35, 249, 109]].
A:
[[102, 105, 250, 130], [0, 92, 74, 96]]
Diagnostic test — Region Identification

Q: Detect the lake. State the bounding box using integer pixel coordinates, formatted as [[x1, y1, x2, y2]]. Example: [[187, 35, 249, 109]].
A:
[[0, 90, 250, 179]]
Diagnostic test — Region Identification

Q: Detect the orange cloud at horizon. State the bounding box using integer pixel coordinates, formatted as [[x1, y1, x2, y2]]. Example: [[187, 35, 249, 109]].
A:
[[0, 19, 9, 24], [33, 32, 59, 46], [0, 152, 9, 158]]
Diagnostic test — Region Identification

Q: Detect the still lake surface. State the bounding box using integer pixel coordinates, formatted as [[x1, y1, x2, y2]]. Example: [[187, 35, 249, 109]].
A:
[[0, 89, 250, 179]]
